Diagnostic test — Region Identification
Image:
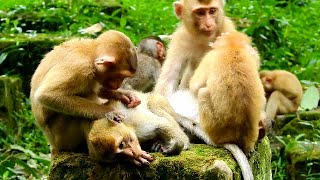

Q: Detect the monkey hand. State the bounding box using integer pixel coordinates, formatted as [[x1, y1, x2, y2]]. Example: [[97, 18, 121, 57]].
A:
[[120, 93, 141, 108], [151, 141, 183, 156], [105, 111, 126, 123], [132, 150, 154, 166]]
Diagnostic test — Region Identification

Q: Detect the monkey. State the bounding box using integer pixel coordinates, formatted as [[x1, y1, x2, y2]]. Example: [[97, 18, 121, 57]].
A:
[[187, 31, 266, 180], [106, 91, 190, 155], [260, 70, 303, 121], [30, 30, 152, 164], [121, 37, 166, 92], [154, 0, 237, 97], [83, 117, 153, 165], [137, 36, 166, 64]]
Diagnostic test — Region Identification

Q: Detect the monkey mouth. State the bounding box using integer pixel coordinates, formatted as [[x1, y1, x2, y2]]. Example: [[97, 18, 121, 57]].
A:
[[202, 30, 214, 36]]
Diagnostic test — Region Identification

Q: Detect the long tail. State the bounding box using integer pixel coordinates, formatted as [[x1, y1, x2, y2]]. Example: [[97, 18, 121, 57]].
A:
[[169, 91, 254, 180], [224, 144, 253, 180]]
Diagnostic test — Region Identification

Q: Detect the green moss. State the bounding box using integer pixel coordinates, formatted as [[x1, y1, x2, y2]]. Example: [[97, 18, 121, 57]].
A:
[[49, 138, 271, 180], [281, 117, 320, 140], [285, 141, 320, 179], [299, 110, 320, 121]]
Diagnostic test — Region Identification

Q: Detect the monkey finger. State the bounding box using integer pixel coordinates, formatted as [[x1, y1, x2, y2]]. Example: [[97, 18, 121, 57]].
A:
[[120, 95, 131, 105], [140, 151, 154, 161], [137, 156, 151, 166], [127, 95, 141, 108], [132, 159, 142, 166], [151, 142, 163, 152]]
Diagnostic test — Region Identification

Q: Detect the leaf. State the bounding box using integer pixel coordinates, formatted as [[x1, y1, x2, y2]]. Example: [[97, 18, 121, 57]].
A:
[[299, 86, 320, 111], [120, 16, 127, 28], [2, 170, 9, 179], [0, 53, 8, 64], [275, 136, 287, 146], [297, 121, 313, 128]]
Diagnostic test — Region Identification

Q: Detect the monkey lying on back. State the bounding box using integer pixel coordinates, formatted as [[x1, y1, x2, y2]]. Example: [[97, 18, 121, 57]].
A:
[[106, 91, 190, 155], [122, 37, 166, 92], [85, 90, 191, 164], [260, 70, 303, 121]]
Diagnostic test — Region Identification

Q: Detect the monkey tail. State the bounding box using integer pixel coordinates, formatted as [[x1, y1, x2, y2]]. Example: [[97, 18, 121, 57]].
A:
[[224, 144, 253, 180]]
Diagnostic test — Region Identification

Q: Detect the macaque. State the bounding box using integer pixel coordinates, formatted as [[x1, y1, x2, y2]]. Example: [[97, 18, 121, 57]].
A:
[[188, 31, 265, 180], [121, 37, 166, 92], [83, 117, 152, 165], [107, 91, 190, 155], [260, 70, 303, 120], [30, 30, 150, 164], [137, 36, 166, 64], [154, 0, 236, 97]]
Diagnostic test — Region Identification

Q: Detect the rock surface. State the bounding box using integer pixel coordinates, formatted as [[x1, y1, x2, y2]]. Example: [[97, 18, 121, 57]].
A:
[[49, 138, 271, 180]]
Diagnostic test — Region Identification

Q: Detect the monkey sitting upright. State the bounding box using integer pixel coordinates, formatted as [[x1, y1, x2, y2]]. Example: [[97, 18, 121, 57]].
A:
[[188, 31, 265, 180]]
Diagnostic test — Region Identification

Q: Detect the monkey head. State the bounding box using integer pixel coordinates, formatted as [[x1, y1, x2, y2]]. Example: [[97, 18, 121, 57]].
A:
[[94, 30, 138, 90], [87, 118, 143, 163], [174, 0, 225, 37]]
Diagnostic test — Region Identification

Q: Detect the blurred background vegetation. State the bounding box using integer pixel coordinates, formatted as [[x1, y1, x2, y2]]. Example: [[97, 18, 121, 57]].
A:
[[0, 0, 319, 179]]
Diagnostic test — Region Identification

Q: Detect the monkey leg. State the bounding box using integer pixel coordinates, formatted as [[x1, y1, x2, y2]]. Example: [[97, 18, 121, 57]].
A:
[[266, 90, 296, 120], [49, 118, 87, 155]]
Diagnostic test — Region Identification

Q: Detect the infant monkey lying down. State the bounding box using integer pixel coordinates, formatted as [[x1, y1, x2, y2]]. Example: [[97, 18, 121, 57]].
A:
[[88, 91, 190, 165]]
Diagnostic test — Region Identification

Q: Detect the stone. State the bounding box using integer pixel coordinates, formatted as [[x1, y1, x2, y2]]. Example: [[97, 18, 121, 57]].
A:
[[285, 141, 320, 179], [49, 138, 271, 180]]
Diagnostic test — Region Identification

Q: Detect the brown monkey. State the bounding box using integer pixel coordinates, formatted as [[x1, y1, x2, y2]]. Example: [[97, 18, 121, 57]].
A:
[[189, 31, 265, 180], [154, 0, 236, 97], [121, 37, 166, 92], [30, 30, 151, 164], [260, 70, 303, 120], [83, 117, 152, 165]]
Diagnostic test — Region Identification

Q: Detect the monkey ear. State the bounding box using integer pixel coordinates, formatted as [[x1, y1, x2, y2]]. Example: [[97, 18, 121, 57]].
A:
[[95, 56, 115, 65], [174, 2, 183, 19], [266, 77, 273, 84]]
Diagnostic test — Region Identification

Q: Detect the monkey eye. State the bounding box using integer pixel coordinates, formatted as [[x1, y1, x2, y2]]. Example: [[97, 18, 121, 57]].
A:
[[195, 9, 206, 17], [119, 141, 126, 149], [209, 8, 217, 15]]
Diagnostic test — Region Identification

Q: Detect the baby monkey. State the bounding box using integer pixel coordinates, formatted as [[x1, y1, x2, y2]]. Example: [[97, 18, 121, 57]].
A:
[[189, 31, 265, 180], [122, 36, 166, 92], [83, 117, 153, 166]]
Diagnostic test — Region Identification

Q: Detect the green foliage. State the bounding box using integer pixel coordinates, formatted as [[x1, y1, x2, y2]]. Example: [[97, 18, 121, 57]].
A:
[[299, 86, 320, 111], [0, 93, 50, 179], [227, 0, 320, 82]]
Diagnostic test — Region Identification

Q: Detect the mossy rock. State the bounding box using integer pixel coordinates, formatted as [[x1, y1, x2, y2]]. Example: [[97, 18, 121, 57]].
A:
[[285, 141, 320, 179], [281, 111, 320, 140], [49, 138, 271, 180], [273, 114, 297, 133], [0, 75, 22, 128]]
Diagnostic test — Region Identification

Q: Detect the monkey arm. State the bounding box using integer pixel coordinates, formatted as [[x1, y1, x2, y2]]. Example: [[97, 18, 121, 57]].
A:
[[274, 77, 301, 100], [99, 88, 141, 108], [34, 68, 114, 119], [154, 42, 188, 97]]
